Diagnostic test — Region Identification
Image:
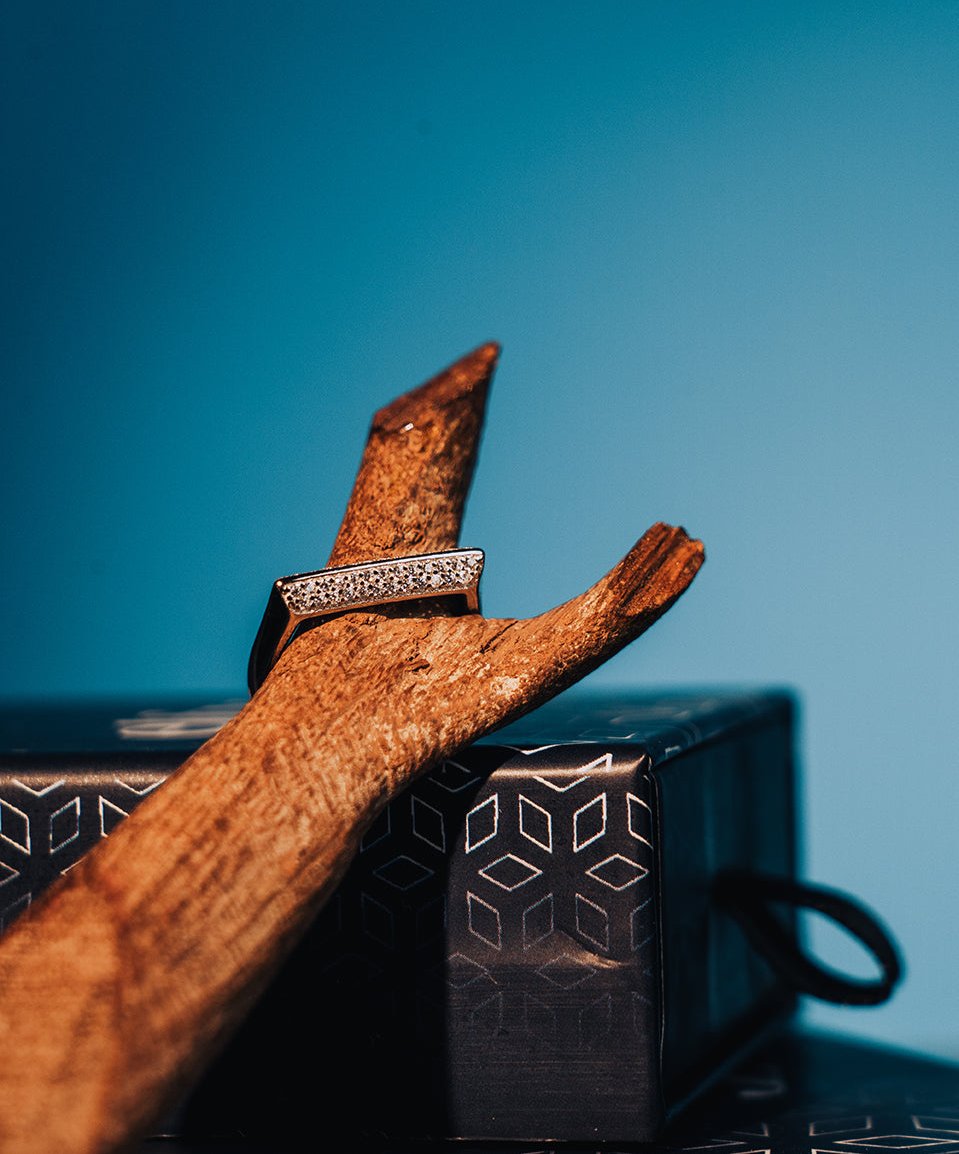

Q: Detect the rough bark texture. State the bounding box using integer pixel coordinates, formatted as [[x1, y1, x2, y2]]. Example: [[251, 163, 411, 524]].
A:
[[0, 346, 704, 1154], [327, 341, 497, 566]]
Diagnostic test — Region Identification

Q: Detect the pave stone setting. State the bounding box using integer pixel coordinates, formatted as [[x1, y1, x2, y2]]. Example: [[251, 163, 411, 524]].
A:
[[279, 549, 484, 617]]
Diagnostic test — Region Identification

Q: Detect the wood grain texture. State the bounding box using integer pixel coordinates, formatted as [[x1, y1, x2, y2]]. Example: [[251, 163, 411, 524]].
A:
[[327, 341, 497, 566], [0, 346, 704, 1154]]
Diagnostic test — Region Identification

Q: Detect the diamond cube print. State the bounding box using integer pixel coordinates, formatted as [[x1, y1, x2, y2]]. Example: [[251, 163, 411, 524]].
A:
[[467, 891, 502, 950], [479, 853, 542, 891], [518, 794, 552, 853], [575, 892, 610, 951], [446, 952, 493, 988], [586, 853, 648, 891], [913, 1119, 959, 1136], [99, 797, 128, 838], [839, 1139, 954, 1149], [432, 759, 481, 793], [465, 794, 498, 853], [411, 795, 445, 853], [523, 892, 555, 949], [573, 793, 607, 851], [372, 854, 433, 891], [49, 798, 80, 853], [0, 800, 30, 853], [630, 898, 654, 951], [626, 791, 653, 846], [536, 952, 597, 989]]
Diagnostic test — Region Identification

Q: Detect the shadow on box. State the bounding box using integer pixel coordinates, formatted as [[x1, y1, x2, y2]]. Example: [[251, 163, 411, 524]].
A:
[[182, 748, 508, 1141]]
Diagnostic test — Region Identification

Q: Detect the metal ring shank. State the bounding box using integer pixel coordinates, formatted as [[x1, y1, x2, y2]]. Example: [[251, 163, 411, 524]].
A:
[[247, 548, 484, 694]]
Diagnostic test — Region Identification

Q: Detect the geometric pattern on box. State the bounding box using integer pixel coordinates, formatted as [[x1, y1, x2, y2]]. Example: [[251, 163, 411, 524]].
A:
[[0, 691, 797, 1143], [181, 741, 672, 1143], [0, 772, 163, 931], [184, 695, 796, 1144], [186, 694, 796, 1143], [443, 745, 661, 1138]]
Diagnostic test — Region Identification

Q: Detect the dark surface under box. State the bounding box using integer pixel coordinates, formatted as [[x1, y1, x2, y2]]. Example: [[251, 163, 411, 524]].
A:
[[135, 1028, 959, 1154], [0, 689, 798, 1141]]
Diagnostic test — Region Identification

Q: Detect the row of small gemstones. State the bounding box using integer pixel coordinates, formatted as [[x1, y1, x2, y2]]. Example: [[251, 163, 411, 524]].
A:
[[281, 552, 483, 615]]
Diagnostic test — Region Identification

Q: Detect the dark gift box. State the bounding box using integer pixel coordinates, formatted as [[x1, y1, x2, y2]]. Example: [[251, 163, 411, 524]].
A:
[[0, 689, 798, 1141]]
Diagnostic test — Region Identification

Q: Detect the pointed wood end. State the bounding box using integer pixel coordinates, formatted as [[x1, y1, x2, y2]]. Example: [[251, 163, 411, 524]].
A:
[[328, 343, 500, 566], [372, 342, 500, 432]]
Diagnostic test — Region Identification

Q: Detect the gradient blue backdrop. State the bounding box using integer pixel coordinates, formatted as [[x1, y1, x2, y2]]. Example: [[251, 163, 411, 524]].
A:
[[3, 2, 958, 1059]]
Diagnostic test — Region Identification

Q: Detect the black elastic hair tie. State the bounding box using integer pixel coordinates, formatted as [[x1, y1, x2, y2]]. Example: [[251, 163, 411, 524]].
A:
[[715, 870, 903, 1006]]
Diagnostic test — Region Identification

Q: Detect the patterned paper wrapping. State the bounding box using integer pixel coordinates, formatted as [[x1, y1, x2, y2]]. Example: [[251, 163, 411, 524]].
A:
[[0, 767, 170, 931], [0, 691, 797, 1141]]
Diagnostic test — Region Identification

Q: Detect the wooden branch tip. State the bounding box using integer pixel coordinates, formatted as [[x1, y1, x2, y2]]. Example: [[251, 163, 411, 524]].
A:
[[327, 342, 499, 567]]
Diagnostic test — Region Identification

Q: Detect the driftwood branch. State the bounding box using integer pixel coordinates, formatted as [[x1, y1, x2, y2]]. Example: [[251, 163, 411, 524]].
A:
[[0, 346, 704, 1154]]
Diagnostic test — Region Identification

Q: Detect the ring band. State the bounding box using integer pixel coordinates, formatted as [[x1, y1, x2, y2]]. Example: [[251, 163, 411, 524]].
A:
[[247, 548, 484, 694]]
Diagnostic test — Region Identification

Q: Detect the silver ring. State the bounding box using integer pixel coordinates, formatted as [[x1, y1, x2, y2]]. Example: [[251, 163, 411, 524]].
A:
[[247, 548, 484, 694]]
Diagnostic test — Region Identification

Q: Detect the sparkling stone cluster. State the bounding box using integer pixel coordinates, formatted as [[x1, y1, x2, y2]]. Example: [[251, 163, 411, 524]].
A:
[[281, 550, 483, 616]]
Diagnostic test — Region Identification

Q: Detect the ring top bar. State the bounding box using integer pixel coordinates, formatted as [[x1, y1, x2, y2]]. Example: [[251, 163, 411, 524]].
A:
[[248, 548, 484, 695], [279, 549, 484, 617]]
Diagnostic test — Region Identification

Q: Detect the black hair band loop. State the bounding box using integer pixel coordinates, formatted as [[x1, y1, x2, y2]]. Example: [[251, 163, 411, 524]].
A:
[[715, 870, 903, 1006]]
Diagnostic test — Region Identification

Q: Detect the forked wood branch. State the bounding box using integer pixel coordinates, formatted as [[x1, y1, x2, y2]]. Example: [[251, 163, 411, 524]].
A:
[[0, 345, 704, 1154]]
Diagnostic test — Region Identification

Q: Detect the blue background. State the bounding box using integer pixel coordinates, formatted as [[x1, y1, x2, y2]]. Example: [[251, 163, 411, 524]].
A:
[[3, 2, 958, 1058]]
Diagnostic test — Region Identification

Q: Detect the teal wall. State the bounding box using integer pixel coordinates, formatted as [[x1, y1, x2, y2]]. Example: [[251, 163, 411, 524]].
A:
[[4, 2, 959, 1059]]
